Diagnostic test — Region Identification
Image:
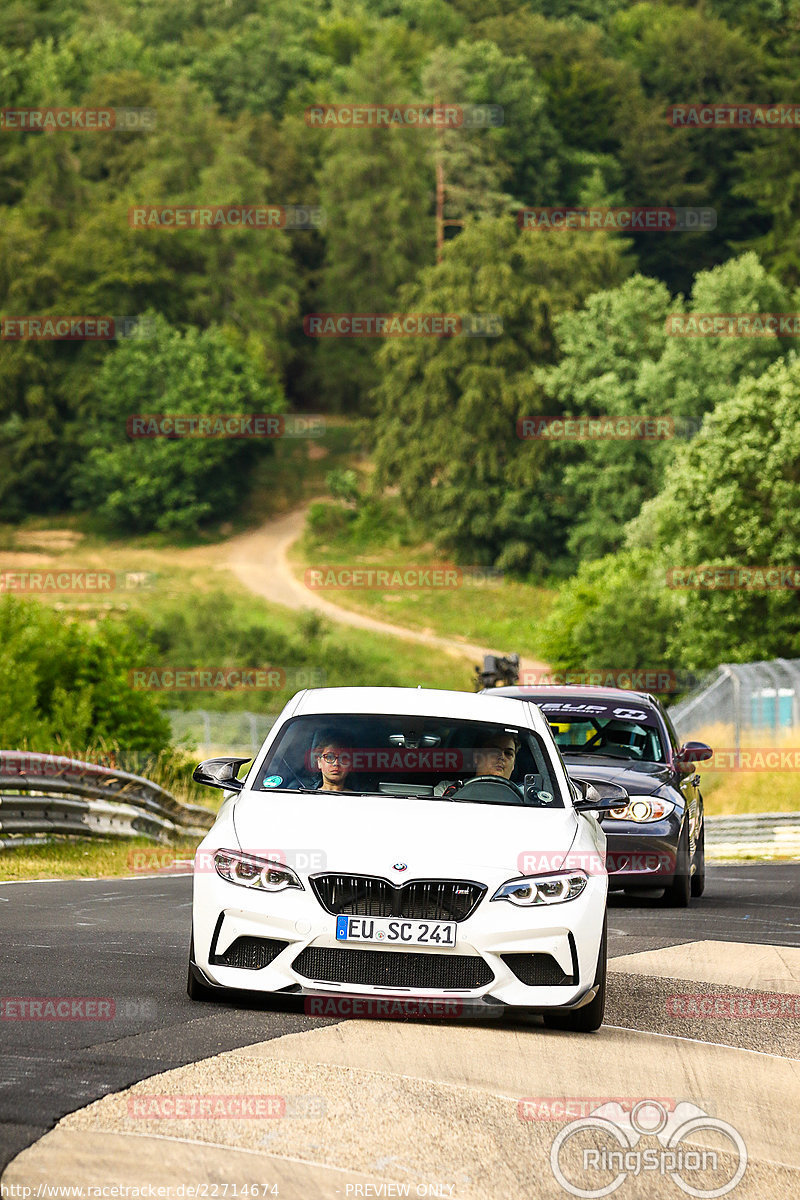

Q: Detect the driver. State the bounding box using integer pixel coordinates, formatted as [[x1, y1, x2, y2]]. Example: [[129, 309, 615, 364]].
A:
[[434, 731, 521, 795], [474, 732, 519, 780]]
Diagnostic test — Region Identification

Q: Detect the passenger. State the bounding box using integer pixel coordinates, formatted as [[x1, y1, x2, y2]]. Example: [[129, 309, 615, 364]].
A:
[[310, 728, 354, 792]]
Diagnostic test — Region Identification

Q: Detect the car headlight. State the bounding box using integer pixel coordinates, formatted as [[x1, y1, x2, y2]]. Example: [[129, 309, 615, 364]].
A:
[[605, 797, 676, 823], [492, 871, 588, 906], [214, 849, 303, 892]]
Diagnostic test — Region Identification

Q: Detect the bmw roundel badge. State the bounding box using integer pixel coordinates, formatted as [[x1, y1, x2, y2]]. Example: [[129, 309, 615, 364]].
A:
[[392, 862, 408, 872]]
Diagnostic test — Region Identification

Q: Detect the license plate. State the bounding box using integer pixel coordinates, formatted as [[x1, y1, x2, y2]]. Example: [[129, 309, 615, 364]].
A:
[[335, 915, 457, 947]]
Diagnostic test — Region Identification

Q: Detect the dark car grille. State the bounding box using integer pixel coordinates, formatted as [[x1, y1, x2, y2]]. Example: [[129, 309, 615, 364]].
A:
[[501, 953, 574, 987], [311, 874, 485, 922], [210, 936, 288, 970], [292, 946, 493, 990]]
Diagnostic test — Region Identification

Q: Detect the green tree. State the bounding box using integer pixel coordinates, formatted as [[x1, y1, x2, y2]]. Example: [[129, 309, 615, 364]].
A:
[[538, 548, 679, 675], [311, 35, 435, 410], [538, 254, 790, 561], [371, 217, 630, 571], [72, 314, 284, 533], [628, 353, 800, 667]]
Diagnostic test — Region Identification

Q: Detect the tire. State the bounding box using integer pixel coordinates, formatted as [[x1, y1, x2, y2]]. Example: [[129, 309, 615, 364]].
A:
[[662, 824, 691, 908], [187, 934, 216, 1002], [543, 917, 607, 1033], [691, 820, 706, 898]]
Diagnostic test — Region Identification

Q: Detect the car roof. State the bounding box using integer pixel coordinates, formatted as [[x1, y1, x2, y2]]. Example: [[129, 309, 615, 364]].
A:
[[486, 685, 658, 707], [289, 685, 554, 736]]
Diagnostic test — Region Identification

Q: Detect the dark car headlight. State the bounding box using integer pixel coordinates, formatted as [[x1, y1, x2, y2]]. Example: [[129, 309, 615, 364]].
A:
[[214, 848, 303, 892], [605, 797, 676, 823], [492, 871, 588, 906]]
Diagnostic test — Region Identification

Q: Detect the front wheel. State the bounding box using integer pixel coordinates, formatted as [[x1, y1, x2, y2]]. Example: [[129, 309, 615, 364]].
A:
[[691, 821, 706, 898], [662, 824, 691, 908], [543, 917, 607, 1033]]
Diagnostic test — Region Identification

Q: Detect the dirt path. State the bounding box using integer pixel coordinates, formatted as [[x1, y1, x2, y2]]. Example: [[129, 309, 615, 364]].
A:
[[226, 507, 548, 675]]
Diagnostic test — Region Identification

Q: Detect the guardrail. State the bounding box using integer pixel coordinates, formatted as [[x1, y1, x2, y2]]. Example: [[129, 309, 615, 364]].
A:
[[705, 811, 800, 859], [0, 751, 214, 849]]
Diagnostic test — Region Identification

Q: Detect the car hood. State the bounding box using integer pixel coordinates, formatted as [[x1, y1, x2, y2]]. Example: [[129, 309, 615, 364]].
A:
[[232, 789, 581, 877], [564, 759, 672, 797]]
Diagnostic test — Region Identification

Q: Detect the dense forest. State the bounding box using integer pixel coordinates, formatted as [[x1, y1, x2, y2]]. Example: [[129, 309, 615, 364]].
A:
[[2, 0, 799, 679]]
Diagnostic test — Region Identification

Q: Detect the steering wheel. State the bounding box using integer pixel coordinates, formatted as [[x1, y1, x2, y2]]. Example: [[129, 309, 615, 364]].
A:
[[451, 775, 523, 804]]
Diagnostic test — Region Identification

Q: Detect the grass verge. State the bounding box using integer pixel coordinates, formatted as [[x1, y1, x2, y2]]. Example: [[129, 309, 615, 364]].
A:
[[0, 837, 202, 883], [292, 499, 555, 663]]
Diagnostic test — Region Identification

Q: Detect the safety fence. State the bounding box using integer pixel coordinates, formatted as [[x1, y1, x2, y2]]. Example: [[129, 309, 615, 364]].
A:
[[669, 658, 800, 746], [167, 709, 277, 757], [0, 751, 214, 850], [705, 812, 800, 860]]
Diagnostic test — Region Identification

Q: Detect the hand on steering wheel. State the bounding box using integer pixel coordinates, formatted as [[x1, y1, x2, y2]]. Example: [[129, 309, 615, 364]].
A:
[[451, 775, 522, 802]]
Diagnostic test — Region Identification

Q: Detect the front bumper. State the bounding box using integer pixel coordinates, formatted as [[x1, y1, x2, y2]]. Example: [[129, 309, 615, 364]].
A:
[[191, 868, 607, 1010], [601, 814, 681, 888]]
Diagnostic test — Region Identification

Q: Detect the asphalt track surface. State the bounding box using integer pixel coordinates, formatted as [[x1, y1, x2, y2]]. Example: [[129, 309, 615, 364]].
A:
[[1, 862, 799, 1186]]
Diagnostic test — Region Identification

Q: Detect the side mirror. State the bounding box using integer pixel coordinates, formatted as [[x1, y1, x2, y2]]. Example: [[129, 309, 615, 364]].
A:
[[676, 742, 713, 773], [192, 756, 252, 792], [571, 777, 629, 812]]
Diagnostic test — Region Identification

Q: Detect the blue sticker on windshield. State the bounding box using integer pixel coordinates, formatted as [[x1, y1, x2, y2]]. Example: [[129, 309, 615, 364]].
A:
[[261, 775, 283, 789], [537, 791, 554, 803]]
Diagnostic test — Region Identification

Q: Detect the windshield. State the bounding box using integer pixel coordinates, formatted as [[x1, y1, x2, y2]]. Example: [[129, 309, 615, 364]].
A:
[[252, 713, 564, 807], [535, 699, 666, 763]]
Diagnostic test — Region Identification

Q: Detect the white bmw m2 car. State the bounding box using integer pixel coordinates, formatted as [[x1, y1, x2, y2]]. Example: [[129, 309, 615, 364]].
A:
[[188, 687, 627, 1031]]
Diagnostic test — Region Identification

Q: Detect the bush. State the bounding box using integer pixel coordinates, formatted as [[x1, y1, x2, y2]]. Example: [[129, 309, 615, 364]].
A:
[[0, 598, 172, 754]]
